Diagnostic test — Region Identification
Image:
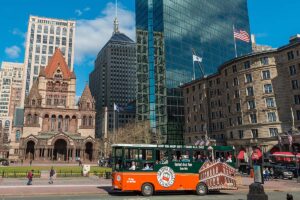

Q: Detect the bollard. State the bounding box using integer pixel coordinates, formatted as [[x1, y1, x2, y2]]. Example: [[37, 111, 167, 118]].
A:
[[247, 183, 268, 200]]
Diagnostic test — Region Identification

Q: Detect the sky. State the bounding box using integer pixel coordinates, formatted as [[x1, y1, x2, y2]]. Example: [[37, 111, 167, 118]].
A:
[[0, 0, 299, 96]]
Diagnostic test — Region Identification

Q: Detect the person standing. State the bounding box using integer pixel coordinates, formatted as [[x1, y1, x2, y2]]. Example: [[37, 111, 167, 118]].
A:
[[49, 167, 55, 184], [29, 160, 32, 166], [27, 170, 34, 185]]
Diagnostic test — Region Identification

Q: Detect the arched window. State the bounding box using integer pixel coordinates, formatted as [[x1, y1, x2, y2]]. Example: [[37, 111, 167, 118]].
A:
[[5, 120, 10, 128], [33, 114, 39, 124], [58, 115, 63, 130], [32, 99, 36, 106], [26, 114, 32, 125], [64, 116, 70, 131], [82, 116, 86, 126], [16, 130, 20, 142], [51, 115, 56, 130], [88, 116, 93, 126]]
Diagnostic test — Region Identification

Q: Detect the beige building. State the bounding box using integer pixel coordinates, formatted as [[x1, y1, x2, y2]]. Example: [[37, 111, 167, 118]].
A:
[[9, 49, 99, 162], [22, 16, 76, 106], [182, 35, 300, 164], [0, 62, 24, 158]]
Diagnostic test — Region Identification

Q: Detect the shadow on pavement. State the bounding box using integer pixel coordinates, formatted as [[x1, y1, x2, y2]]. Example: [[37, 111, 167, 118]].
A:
[[97, 186, 233, 197]]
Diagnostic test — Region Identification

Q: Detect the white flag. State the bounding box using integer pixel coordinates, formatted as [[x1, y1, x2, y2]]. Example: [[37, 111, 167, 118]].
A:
[[193, 54, 202, 62]]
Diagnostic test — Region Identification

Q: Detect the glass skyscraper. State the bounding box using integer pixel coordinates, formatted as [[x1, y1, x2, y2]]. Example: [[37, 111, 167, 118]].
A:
[[136, 0, 252, 144]]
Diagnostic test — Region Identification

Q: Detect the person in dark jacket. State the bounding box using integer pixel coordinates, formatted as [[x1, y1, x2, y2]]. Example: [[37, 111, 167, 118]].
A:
[[27, 170, 34, 185], [49, 167, 55, 184]]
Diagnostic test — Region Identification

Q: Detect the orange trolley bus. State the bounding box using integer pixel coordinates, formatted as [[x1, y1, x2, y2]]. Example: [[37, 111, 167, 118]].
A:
[[111, 144, 237, 196]]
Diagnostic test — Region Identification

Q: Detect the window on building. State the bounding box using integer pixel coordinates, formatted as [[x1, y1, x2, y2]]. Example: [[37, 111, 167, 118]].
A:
[[248, 100, 256, 109], [89, 116, 93, 126], [269, 128, 278, 137], [236, 103, 241, 112], [264, 84, 273, 93], [289, 65, 296, 75], [267, 112, 277, 122], [229, 118, 232, 126], [237, 116, 242, 125], [247, 87, 254, 96], [266, 97, 276, 107], [260, 57, 269, 65], [15, 130, 20, 142], [297, 110, 300, 120], [233, 77, 239, 86], [292, 80, 299, 89], [239, 130, 244, 139], [252, 129, 258, 138], [226, 82, 229, 88], [245, 74, 253, 83], [287, 51, 294, 60], [225, 69, 228, 76], [295, 95, 300, 104], [230, 132, 233, 139], [232, 65, 237, 73], [262, 70, 271, 80], [51, 116, 56, 130], [250, 114, 257, 123], [235, 90, 240, 98], [244, 61, 251, 69]]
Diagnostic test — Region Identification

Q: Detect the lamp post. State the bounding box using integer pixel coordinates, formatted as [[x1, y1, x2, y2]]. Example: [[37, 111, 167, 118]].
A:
[[293, 145, 300, 183], [208, 146, 214, 161]]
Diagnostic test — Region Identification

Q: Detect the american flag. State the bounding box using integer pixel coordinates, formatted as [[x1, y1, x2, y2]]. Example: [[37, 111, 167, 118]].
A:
[[234, 29, 250, 43]]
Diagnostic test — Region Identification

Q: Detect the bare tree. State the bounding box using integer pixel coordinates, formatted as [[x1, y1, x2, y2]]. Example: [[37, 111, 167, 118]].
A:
[[101, 120, 162, 157]]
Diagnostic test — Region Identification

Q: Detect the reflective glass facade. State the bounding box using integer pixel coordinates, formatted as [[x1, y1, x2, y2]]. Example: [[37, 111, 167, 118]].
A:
[[136, 0, 252, 144]]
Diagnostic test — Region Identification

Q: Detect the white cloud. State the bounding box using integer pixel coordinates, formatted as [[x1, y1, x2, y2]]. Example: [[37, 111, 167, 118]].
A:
[[12, 28, 26, 38], [75, 9, 83, 16], [5, 45, 21, 58], [74, 2, 135, 64], [83, 7, 90, 12], [75, 7, 91, 17]]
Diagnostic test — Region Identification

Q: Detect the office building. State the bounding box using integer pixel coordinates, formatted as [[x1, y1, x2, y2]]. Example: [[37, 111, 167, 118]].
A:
[[22, 16, 75, 105], [89, 17, 136, 137], [0, 62, 24, 158], [135, 0, 252, 144]]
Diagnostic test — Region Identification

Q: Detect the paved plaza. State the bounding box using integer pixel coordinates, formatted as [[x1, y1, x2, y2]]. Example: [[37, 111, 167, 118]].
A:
[[0, 176, 300, 199]]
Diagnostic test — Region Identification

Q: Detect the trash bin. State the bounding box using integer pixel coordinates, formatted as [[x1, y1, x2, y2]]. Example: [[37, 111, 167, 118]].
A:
[[105, 172, 111, 179]]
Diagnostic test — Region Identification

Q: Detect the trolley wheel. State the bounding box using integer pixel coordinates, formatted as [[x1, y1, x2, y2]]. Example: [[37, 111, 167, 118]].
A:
[[141, 183, 154, 196], [196, 182, 208, 196]]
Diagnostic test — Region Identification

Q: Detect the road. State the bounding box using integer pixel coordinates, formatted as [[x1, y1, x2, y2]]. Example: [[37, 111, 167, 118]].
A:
[[2, 191, 300, 200]]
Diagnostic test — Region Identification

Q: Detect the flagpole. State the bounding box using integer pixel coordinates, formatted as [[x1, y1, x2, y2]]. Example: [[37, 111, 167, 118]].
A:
[[113, 104, 116, 143], [193, 60, 195, 80], [233, 24, 237, 58]]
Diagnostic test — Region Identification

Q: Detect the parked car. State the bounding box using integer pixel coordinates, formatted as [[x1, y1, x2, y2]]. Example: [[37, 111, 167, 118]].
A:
[[273, 167, 293, 179], [0, 158, 9, 166]]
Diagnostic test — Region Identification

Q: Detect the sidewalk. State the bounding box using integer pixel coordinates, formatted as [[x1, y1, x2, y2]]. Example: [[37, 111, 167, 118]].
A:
[[1, 176, 300, 197], [0, 176, 112, 197]]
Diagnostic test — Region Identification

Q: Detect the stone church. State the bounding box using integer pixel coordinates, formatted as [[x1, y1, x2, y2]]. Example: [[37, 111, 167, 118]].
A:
[[16, 48, 99, 162]]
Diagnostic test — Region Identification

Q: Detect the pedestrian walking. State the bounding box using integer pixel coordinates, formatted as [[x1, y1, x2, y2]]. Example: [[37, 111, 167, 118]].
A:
[[27, 170, 34, 185], [48, 167, 55, 184], [29, 160, 32, 166]]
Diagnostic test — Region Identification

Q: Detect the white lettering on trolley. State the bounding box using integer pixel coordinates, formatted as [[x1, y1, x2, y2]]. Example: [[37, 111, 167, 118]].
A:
[[157, 166, 175, 188], [126, 178, 136, 183]]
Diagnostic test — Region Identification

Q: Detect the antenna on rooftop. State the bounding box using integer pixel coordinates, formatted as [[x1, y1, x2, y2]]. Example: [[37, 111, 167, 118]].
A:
[[113, 0, 119, 34]]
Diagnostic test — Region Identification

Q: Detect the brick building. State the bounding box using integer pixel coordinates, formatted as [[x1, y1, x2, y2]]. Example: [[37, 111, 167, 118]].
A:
[[182, 35, 300, 165]]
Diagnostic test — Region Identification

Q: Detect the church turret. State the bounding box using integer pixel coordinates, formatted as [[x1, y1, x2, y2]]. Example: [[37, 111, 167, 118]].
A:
[[78, 84, 95, 111]]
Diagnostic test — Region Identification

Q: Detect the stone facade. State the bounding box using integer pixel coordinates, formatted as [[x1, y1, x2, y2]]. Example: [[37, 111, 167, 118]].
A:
[[10, 49, 99, 162], [182, 35, 300, 162]]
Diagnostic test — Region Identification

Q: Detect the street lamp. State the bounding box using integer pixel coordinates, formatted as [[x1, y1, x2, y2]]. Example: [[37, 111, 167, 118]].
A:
[[208, 146, 214, 161], [293, 146, 300, 183]]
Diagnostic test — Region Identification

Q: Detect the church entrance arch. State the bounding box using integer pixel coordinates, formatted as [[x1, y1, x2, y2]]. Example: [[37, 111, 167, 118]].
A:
[[26, 141, 35, 160], [53, 139, 67, 161], [85, 142, 93, 161]]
